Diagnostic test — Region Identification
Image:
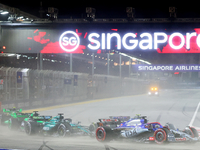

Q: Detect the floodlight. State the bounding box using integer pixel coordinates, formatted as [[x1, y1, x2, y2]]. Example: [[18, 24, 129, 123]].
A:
[[1, 11, 9, 15]]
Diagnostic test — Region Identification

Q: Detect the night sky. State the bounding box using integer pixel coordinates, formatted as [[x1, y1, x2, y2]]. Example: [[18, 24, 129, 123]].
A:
[[1, 1, 200, 18]]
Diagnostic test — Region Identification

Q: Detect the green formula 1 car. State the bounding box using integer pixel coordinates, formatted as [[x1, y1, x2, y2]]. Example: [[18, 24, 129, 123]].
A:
[[0, 107, 22, 125], [25, 113, 92, 137], [4, 110, 32, 130], [23, 111, 52, 134], [42, 113, 92, 137]]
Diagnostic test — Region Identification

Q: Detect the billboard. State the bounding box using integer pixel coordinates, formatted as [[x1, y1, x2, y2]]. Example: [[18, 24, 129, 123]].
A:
[[2, 23, 200, 53], [17, 72, 22, 83], [133, 64, 200, 72]]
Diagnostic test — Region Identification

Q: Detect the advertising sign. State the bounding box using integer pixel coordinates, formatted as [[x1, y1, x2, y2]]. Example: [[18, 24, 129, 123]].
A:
[[0, 79, 3, 90], [74, 75, 78, 86], [0, 79, 3, 85], [64, 78, 72, 85], [17, 72, 23, 83], [2, 23, 200, 54], [134, 65, 200, 72]]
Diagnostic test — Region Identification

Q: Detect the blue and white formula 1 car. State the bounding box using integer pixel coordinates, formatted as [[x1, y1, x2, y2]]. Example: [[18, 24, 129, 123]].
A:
[[96, 115, 199, 144]]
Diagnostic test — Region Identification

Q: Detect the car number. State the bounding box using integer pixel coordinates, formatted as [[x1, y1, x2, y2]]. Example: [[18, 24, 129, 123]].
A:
[[125, 129, 137, 137], [43, 127, 50, 130]]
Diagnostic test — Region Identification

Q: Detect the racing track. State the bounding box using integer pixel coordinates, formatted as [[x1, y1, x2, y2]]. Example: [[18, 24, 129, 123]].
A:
[[1, 89, 200, 150]]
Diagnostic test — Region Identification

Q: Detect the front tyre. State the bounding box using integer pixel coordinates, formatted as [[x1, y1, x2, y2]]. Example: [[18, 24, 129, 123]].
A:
[[57, 123, 71, 137], [190, 127, 199, 138], [184, 127, 199, 144], [89, 123, 97, 132], [24, 121, 35, 135]]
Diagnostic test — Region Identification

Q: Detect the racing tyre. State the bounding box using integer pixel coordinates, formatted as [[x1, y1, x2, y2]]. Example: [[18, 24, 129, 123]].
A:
[[89, 123, 97, 132], [8, 118, 20, 130], [58, 123, 71, 137], [190, 127, 199, 138], [96, 126, 113, 142], [154, 128, 169, 144], [24, 121, 37, 135], [0, 114, 9, 125], [0, 115, 4, 125], [184, 127, 199, 144], [162, 127, 170, 144]]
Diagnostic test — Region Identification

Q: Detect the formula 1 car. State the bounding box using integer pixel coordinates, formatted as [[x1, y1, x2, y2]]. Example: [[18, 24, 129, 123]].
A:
[[148, 87, 159, 96], [22, 111, 52, 133], [89, 116, 130, 132], [96, 115, 199, 144], [0, 107, 22, 125], [25, 113, 92, 137], [4, 111, 32, 130]]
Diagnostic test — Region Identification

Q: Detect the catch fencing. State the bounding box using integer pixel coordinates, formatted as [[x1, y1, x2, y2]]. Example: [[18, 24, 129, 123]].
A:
[[0, 67, 148, 110]]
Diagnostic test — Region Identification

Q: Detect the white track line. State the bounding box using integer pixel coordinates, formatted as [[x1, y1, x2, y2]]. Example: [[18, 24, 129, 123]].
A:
[[189, 102, 200, 126]]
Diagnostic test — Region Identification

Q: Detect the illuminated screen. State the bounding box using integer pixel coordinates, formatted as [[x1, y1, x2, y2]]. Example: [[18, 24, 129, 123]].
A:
[[2, 23, 200, 53]]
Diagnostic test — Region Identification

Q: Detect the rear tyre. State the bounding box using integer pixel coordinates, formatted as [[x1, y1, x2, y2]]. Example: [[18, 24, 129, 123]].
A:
[[96, 126, 113, 142], [8, 118, 20, 130], [0, 114, 10, 125], [154, 128, 169, 144]]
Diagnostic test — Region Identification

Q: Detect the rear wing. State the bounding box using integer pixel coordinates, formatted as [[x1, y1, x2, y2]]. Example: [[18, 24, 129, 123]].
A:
[[3, 108, 22, 113], [97, 116, 130, 127], [13, 113, 32, 117], [109, 116, 130, 122], [99, 118, 120, 123]]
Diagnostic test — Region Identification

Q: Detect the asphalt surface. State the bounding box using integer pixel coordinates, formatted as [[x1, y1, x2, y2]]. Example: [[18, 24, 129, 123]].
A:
[[1, 89, 200, 150]]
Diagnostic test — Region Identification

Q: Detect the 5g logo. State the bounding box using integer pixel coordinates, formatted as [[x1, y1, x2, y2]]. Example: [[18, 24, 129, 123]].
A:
[[59, 31, 80, 52]]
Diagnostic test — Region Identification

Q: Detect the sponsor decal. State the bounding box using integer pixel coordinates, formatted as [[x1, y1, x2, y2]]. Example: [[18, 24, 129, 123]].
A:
[[17, 72, 23, 83], [134, 64, 200, 72], [43, 127, 50, 130], [175, 137, 186, 141], [59, 31, 80, 52], [149, 137, 155, 141], [5, 28, 200, 54], [125, 129, 137, 137]]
